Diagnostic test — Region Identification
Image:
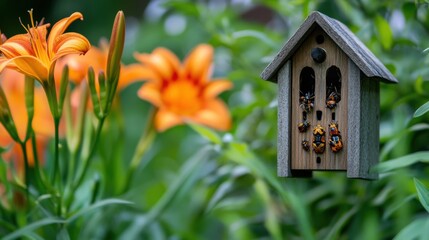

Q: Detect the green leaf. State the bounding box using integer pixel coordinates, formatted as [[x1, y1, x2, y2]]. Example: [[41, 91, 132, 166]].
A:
[[394, 217, 429, 240], [414, 76, 424, 95], [254, 179, 282, 240], [383, 195, 415, 220], [0, 156, 9, 187], [375, 15, 393, 50], [414, 101, 429, 118], [414, 178, 429, 213], [188, 123, 222, 145], [231, 30, 278, 48], [325, 205, 359, 240], [67, 198, 133, 223], [206, 181, 234, 212], [225, 142, 315, 240], [163, 1, 200, 16], [373, 151, 429, 173], [3, 217, 66, 240], [121, 146, 215, 238], [402, 2, 417, 20]]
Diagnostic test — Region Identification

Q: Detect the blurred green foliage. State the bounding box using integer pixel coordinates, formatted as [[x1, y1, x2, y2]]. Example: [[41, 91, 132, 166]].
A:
[[3, 0, 429, 239]]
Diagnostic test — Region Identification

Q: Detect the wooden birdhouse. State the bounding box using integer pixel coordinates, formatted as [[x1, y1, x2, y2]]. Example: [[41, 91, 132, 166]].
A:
[[261, 11, 398, 179]]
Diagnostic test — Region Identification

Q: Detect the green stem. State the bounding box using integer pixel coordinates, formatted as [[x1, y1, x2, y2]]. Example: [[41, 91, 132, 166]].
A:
[[66, 117, 106, 210], [52, 117, 61, 185], [123, 110, 156, 192], [52, 117, 62, 216], [31, 133, 40, 179], [66, 152, 77, 192], [31, 133, 52, 193], [19, 142, 30, 203], [76, 117, 105, 188], [44, 81, 60, 185], [65, 82, 88, 189]]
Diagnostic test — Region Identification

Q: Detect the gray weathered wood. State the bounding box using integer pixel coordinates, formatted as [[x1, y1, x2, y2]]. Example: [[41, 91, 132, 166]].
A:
[[359, 77, 379, 179], [277, 61, 292, 177], [261, 11, 398, 84], [347, 59, 379, 180], [347, 60, 361, 178]]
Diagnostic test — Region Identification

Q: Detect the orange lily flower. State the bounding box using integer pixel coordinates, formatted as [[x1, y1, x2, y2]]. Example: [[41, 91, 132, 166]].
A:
[[55, 41, 148, 110], [56, 41, 108, 86], [135, 44, 233, 132], [56, 40, 147, 91], [0, 33, 8, 73], [0, 10, 90, 83], [0, 69, 54, 177]]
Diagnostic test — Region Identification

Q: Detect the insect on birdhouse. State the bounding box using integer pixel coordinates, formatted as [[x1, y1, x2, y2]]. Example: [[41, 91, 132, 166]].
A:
[[261, 11, 398, 179]]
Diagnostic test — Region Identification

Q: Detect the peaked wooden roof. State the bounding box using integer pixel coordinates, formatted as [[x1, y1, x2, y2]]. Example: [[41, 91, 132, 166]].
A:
[[261, 11, 398, 83]]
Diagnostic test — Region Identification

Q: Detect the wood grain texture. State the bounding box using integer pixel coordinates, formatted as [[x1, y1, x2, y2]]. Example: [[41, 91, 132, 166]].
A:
[[347, 60, 379, 180], [347, 60, 361, 178], [260, 11, 398, 84], [291, 27, 348, 171], [277, 61, 292, 177], [359, 77, 379, 179]]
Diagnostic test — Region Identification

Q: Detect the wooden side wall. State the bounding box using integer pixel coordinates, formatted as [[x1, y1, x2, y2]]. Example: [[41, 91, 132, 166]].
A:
[[278, 61, 292, 177], [347, 59, 379, 179]]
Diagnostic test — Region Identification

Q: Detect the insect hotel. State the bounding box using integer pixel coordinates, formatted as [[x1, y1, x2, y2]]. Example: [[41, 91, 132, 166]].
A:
[[261, 11, 398, 179]]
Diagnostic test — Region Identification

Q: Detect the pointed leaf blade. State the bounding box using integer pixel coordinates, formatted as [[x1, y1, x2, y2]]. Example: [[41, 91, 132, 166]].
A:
[[414, 178, 429, 213], [414, 101, 429, 118]]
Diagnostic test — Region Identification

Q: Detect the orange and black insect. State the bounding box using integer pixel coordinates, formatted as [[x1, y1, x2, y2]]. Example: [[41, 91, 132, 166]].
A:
[[298, 120, 310, 132], [326, 84, 341, 109], [302, 140, 310, 151], [312, 124, 326, 154], [328, 121, 343, 152], [300, 92, 314, 113]]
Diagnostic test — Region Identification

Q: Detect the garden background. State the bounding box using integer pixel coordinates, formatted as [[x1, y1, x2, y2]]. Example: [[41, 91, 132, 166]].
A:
[[1, 0, 429, 239]]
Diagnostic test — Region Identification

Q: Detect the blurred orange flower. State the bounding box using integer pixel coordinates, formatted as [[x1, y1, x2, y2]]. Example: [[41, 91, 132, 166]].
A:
[[135, 44, 232, 132], [0, 69, 54, 177], [0, 11, 90, 83], [56, 40, 147, 92]]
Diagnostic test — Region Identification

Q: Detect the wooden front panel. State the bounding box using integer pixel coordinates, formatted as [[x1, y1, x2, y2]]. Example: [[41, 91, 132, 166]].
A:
[[291, 26, 348, 170]]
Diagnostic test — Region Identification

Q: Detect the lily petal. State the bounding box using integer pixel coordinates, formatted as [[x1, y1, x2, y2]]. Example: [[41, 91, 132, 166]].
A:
[[155, 109, 183, 132], [56, 46, 105, 84], [183, 44, 213, 83], [119, 64, 155, 89], [191, 99, 231, 131], [203, 79, 233, 99], [0, 58, 11, 73], [11, 56, 48, 82], [137, 82, 162, 107], [134, 48, 178, 82], [52, 32, 91, 62], [0, 34, 34, 58], [153, 48, 181, 74], [48, 12, 84, 57]]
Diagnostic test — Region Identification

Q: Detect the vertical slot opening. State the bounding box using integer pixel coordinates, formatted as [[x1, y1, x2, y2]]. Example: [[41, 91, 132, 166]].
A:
[[300, 67, 315, 112], [331, 112, 336, 120], [316, 110, 322, 120], [302, 111, 307, 121], [326, 66, 342, 108], [316, 157, 321, 164]]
